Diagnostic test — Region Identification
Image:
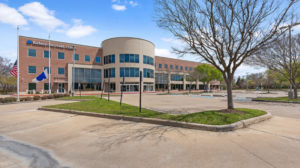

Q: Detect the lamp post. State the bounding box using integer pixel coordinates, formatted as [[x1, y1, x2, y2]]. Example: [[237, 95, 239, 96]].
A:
[[279, 22, 300, 99]]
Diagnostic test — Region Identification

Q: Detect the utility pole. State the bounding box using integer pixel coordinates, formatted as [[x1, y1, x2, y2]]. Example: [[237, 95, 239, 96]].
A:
[[17, 26, 20, 102]]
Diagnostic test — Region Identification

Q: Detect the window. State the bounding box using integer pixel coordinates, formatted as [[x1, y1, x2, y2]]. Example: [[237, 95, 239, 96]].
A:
[[85, 55, 90, 62], [44, 50, 51, 58], [189, 67, 192, 71], [95, 56, 101, 63], [185, 66, 188, 71], [170, 65, 173, 69], [143, 55, 154, 65], [28, 66, 36, 74], [74, 68, 101, 83], [104, 68, 115, 78], [180, 66, 183, 70], [28, 49, 36, 57], [159, 64, 162, 68], [171, 74, 183, 81], [120, 54, 139, 63], [164, 64, 168, 69], [176, 65, 178, 70], [104, 54, 115, 64], [44, 67, 51, 74], [120, 67, 140, 77], [143, 68, 154, 78], [58, 68, 65, 75], [44, 83, 50, 90], [73, 54, 79, 61], [58, 52, 64, 59], [28, 83, 36, 90]]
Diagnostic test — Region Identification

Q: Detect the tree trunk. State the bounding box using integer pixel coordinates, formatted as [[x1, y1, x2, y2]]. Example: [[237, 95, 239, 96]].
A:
[[293, 85, 298, 99], [226, 79, 234, 109]]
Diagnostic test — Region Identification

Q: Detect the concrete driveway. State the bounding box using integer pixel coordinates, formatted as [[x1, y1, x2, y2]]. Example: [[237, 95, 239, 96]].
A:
[[0, 97, 300, 168]]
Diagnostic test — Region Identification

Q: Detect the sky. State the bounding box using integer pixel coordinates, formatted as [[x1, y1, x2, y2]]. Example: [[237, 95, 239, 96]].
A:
[[0, 0, 268, 77]]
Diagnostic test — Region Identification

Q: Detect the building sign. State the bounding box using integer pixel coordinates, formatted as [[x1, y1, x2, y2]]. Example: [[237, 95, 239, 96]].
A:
[[26, 40, 74, 50]]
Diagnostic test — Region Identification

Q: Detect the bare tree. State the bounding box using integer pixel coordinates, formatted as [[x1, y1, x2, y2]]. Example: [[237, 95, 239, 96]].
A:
[[250, 34, 300, 99], [155, 0, 296, 109]]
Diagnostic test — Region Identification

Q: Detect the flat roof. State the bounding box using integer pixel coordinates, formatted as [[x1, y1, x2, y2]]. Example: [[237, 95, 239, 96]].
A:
[[102, 37, 155, 47], [20, 35, 101, 49], [155, 56, 201, 64]]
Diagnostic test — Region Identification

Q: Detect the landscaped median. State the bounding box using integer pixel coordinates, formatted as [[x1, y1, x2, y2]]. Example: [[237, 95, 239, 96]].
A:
[[40, 98, 271, 132], [253, 97, 300, 104]]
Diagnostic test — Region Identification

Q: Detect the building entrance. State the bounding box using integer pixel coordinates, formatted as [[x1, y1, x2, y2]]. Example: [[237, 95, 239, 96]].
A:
[[121, 83, 139, 92], [58, 83, 65, 93]]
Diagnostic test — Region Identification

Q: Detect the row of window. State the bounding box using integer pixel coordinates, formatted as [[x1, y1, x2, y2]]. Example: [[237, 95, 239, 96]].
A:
[[104, 55, 115, 64], [74, 68, 101, 83], [27, 49, 101, 63], [143, 55, 154, 65], [158, 64, 193, 71], [171, 74, 184, 81], [28, 66, 65, 75], [120, 54, 139, 63], [103, 68, 154, 78], [104, 54, 155, 65], [120, 67, 140, 77], [104, 68, 116, 78], [28, 83, 50, 91]]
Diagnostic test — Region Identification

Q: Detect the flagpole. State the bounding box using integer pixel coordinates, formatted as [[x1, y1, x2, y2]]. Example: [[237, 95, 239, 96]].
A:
[[72, 45, 75, 96], [48, 34, 51, 94], [17, 26, 20, 102]]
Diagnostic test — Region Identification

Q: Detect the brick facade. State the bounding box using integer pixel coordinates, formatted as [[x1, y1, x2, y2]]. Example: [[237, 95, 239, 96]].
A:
[[19, 36, 219, 93]]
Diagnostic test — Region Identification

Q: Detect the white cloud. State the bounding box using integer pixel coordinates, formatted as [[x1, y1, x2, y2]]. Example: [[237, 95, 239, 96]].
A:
[[235, 64, 266, 77], [19, 2, 65, 31], [112, 4, 126, 11], [0, 50, 17, 61], [0, 3, 27, 26], [155, 48, 177, 58], [161, 37, 185, 46], [129, 1, 138, 7], [65, 19, 97, 38]]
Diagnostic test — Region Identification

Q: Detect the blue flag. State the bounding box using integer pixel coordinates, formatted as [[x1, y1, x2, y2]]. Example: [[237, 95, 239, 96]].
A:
[[32, 69, 48, 83]]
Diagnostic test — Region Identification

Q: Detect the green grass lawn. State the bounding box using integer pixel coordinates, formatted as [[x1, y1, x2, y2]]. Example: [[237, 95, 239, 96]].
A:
[[58, 96, 99, 100], [44, 99, 266, 125], [254, 97, 300, 102], [58, 95, 121, 100]]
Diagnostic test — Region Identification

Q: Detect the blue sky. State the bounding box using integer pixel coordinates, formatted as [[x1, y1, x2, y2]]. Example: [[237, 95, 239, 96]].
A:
[[0, 0, 265, 77]]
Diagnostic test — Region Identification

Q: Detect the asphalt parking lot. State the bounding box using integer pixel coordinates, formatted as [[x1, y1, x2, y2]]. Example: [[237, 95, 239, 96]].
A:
[[0, 92, 300, 168]]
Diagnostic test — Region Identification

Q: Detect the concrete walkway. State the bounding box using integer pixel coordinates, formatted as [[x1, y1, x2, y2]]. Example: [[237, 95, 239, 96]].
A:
[[0, 97, 300, 168]]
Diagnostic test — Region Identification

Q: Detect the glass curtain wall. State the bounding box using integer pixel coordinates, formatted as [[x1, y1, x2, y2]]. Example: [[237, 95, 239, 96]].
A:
[[155, 73, 168, 91], [73, 68, 102, 91]]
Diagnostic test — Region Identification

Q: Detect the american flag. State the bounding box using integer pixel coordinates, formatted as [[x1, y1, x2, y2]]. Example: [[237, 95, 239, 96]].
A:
[[10, 60, 17, 78]]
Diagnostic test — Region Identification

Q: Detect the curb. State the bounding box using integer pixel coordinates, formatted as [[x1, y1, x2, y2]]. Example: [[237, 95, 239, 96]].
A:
[[252, 99, 300, 104], [38, 108, 272, 132]]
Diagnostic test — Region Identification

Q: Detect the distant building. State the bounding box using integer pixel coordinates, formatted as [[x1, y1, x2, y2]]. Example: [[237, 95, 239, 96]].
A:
[[19, 36, 220, 93]]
